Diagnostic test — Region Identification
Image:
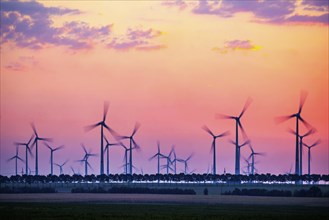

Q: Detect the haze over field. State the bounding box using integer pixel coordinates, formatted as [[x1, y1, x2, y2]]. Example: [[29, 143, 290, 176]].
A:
[[1, 0, 328, 176]]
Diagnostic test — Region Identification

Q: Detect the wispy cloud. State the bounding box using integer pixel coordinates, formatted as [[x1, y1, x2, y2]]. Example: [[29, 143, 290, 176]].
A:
[[162, 0, 188, 10], [163, 0, 329, 25], [107, 28, 165, 51], [212, 40, 260, 54]]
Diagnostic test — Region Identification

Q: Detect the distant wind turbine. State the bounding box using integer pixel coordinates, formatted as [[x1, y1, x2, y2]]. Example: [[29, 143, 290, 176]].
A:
[[30, 123, 52, 175], [248, 143, 265, 175], [303, 140, 321, 176], [45, 143, 64, 175], [115, 122, 141, 175], [8, 146, 24, 175], [55, 160, 68, 175], [202, 125, 230, 175], [229, 139, 250, 173], [15, 135, 34, 175], [104, 136, 119, 175], [149, 141, 165, 175], [275, 91, 311, 175], [85, 102, 115, 175], [288, 127, 315, 175], [216, 98, 252, 175], [177, 153, 193, 175], [78, 144, 97, 176]]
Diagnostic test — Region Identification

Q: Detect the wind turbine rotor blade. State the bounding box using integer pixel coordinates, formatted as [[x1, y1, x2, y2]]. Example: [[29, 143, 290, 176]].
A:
[[103, 101, 109, 121], [81, 144, 88, 154], [286, 128, 296, 135], [54, 145, 64, 151], [63, 160, 69, 166], [238, 121, 248, 138], [132, 138, 141, 150], [254, 152, 266, 157], [27, 134, 34, 145], [27, 146, 33, 156], [311, 139, 321, 147], [217, 130, 230, 138], [132, 122, 141, 136], [274, 115, 295, 124], [229, 139, 236, 145], [299, 116, 312, 129], [39, 137, 53, 142], [31, 123, 37, 136], [304, 128, 316, 137], [44, 142, 52, 150], [17, 156, 24, 162], [239, 97, 252, 118], [30, 139, 37, 150], [7, 156, 16, 162], [215, 113, 235, 120], [241, 140, 250, 147], [84, 123, 100, 132], [88, 153, 98, 157], [157, 140, 160, 152], [104, 136, 109, 145], [186, 153, 194, 161], [202, 125, 214, 137], [298, 91, 308, 114], [248, 143, 254, 153], [149, 154, 158, 161]]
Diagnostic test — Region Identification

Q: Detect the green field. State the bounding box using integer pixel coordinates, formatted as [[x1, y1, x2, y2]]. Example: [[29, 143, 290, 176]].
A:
[[0, 202, 328, 220]]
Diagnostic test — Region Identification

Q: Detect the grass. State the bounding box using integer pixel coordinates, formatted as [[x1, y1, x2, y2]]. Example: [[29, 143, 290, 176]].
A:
[[0, 202, 328, 220]]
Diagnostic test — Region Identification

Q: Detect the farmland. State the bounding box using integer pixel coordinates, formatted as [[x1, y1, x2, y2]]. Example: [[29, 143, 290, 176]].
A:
[[0, 194, 328, 220]]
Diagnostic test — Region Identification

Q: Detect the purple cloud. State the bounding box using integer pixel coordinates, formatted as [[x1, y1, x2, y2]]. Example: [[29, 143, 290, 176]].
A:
[[164, 0, 328, 25], [107, 28, 165, 51], [0, 1, 112, 50], [212, 40, 260, 54], [162, 0, 188, 10], [4, 62, 26, 71]]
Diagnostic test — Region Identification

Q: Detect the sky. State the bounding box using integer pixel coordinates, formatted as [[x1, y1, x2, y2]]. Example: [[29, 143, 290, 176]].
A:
[[1, 0, 328, 176]]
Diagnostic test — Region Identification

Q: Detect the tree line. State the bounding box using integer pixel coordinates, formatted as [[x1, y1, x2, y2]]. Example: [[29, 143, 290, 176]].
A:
[[1, 173, 328, 184]]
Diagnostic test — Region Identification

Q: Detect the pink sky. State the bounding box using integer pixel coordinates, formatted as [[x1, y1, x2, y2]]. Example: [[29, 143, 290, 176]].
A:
[[1, 0, 328, 176]]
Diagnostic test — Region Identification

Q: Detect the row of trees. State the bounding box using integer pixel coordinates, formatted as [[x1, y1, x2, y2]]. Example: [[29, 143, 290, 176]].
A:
[[1, 173, 328, 184]]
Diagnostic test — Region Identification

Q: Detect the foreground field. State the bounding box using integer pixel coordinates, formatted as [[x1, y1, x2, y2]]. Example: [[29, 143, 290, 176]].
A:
[[0, 193, 328, 206], [0, 194, 328, 219], [0, 202, 328, 220]]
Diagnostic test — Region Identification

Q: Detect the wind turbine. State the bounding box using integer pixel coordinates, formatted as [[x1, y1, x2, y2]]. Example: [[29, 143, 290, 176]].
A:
[[85, 102, 115, 175], [288, 128, 315, 175], [104, 136, 119, 175], [275, 91, 311, 175], [303, 140, 321, 176], [216, 98, 252, 175], [119, 142, 129, 174], [8, 146, 24, 175], [177, 153, 193, 175], [45, 143, 64, 175], [171, 147, 180, 175], [30, 123, 52, 175], [115, 122, 141, 175], [15, 135, 34, 175], [55, 160, 68, 175], [229, 139, 250, 174], [248, 143, 265, 175], [202, 125, 230, 175], [149, 141, 165, 175], [78, 144, 97, 176]]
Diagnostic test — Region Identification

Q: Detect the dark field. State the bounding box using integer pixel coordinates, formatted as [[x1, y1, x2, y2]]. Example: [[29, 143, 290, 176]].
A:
[[0, 202, 328, 220], [1, 194, 328, 219]]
